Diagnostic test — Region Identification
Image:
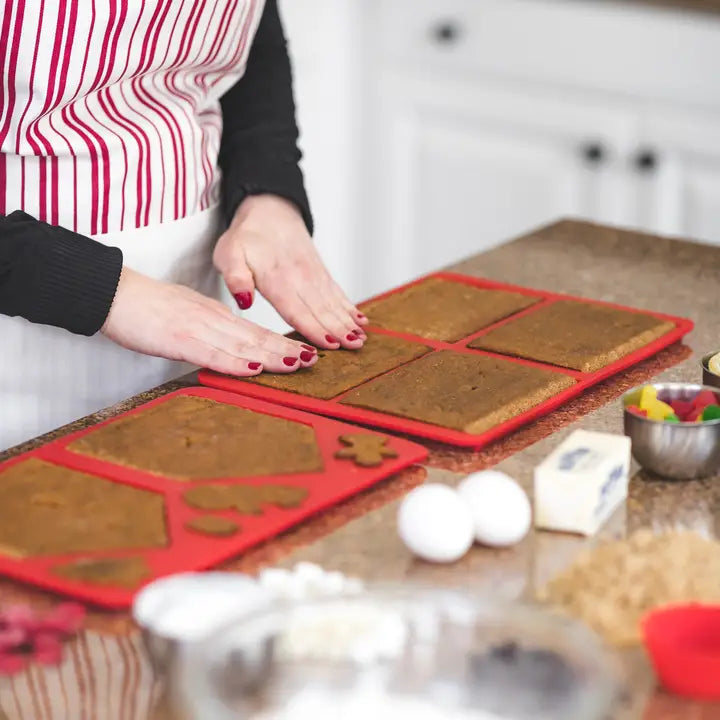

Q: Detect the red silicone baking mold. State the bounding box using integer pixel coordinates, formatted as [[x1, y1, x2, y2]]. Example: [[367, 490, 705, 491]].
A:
[[200, 272, 694, 448], [0, 387, 428, 608]]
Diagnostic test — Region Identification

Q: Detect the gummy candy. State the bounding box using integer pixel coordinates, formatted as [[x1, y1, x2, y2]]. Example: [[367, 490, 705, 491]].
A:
[[701, 405, 720, 422], [639, 385, 658, 407], [664, 414, 680, 423], [644, 399, 675, 422], [692, 390, 719, 415], [637, 386, 676, 421], [670, 400, 695, 422], [627, 405, 648, 418]]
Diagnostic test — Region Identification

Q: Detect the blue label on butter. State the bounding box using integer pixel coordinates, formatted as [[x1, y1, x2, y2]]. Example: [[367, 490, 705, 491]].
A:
[[558, 447, 591, 470], [594, 464, 625, 518]]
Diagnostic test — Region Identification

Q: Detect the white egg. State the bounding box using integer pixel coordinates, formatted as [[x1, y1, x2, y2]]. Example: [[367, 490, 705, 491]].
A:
[[457, 470, 531, 548], [397, 484, 475, 563]]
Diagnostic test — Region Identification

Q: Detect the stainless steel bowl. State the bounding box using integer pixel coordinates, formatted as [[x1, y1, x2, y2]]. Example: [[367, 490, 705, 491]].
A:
[[623, 383, 720, 480], [701, 351, 720, 389]]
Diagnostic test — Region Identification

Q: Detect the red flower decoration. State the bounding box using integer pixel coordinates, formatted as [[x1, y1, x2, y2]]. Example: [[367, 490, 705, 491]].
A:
[[0, 602, 86, 675]]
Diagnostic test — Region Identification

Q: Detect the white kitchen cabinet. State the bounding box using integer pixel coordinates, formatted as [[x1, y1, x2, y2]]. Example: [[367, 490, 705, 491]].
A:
[[359, 0, 720, 297], [629, 109, 720, 244], [362, 70, 637, 293]]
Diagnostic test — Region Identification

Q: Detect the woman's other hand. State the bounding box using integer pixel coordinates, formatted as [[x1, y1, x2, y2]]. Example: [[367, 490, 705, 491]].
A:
[[213, 195, 368, 350], [101, 268, 318, 375]]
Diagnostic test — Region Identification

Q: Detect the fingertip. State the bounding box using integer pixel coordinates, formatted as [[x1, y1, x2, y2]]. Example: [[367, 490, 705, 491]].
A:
[[300, 353, 319, 368], [233, 291, 254, 310], [247, 361, 262, 373], [340, 332, 365, 349]]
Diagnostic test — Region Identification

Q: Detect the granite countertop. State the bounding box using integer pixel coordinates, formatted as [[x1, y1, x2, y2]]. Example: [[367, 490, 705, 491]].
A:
[[1, 219, 720, 719]]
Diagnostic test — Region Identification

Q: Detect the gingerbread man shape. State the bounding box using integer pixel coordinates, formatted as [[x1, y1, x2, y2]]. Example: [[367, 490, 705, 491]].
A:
[[334, 434, 398, 467]]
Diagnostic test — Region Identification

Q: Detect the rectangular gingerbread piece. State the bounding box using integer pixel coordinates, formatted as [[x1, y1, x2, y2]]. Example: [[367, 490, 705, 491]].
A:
[[359, 276, 539, 342], [68, 396, 324, 480], [468, 300, 675, 372], [340, 350, 575, 434], [241, 333, 431, 400]]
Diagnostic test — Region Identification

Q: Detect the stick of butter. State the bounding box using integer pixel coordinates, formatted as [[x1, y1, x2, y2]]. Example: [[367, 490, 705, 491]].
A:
[[534, 429, 631, 536]]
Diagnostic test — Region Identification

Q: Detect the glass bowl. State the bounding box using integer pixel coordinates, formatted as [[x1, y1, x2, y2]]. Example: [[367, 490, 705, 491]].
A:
[[168, 585, 619, 720]]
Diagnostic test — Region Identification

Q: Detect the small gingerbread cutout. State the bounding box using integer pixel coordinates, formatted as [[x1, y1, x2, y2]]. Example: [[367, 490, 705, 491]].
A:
[[334, 434, 398, 467], [183, 484, 308, 516], [185, 516, 240, 537]]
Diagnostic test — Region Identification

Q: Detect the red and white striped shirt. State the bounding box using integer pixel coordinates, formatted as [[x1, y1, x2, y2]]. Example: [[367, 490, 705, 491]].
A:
[[0, 0, 264, 236]]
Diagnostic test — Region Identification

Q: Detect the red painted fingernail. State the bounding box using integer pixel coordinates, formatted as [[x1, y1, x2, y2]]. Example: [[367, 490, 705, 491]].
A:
[[248, 362, 261, 370], [357, 313, 366, 319], [346, 333, 360, 342], [234, 292, 253, 310], [325, 335, 339, 344], [300, 351, 314, 362], [283, 357, 298, 366], [301, 344, 316, 353]]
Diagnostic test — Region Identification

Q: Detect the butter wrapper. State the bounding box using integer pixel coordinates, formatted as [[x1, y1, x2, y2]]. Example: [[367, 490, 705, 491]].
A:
[[534, 429, 631, 536]]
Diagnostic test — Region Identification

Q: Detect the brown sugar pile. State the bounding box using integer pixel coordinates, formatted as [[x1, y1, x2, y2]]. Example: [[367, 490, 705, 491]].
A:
[[538, 530, 720, 646], [69, 396, 323, 480], [361, 276, 538, 342]]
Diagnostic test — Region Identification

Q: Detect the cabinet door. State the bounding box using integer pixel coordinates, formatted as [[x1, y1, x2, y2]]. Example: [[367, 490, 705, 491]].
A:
[[631, 111, 720, 246], [363, 73, 632, 294]]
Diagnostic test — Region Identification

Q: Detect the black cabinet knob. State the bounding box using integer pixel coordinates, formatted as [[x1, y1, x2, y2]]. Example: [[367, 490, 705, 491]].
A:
[[581, 142, 606, 165], [432, 20, 461, 45], [634, 149, 659, 173]]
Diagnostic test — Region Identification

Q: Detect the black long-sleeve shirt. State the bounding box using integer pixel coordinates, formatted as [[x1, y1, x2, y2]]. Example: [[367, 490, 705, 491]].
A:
[[0, 0, 311, 337]]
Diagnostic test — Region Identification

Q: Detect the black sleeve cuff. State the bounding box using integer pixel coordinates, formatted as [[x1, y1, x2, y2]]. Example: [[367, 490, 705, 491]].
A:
[[221, 155, 313, 236], [218, 0, 313, 235], [0, 211, 123, 336]]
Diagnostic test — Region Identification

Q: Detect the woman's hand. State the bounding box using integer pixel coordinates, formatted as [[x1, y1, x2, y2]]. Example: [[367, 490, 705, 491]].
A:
[[213, 195, 368, 350], [101, 267, 318, 375]]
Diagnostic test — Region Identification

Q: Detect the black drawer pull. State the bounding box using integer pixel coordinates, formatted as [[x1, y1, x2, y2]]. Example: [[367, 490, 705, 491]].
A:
[[432, 20, 462, 45]]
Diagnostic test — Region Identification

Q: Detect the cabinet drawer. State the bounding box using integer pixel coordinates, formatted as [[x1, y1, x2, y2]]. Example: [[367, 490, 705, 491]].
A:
[[373, 0, 720, 110]]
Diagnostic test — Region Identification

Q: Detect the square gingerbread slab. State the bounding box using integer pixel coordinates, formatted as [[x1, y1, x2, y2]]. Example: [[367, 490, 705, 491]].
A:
[[68, 395, 324, 480], [468, 300, 675, 372], [241, 333, 431, 400], [340, 350, 576, 434], [360, 276, 539, 342]]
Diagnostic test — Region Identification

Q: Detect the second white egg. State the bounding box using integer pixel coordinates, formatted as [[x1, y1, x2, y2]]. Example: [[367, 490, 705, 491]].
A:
[[457, 470, 531, 548]]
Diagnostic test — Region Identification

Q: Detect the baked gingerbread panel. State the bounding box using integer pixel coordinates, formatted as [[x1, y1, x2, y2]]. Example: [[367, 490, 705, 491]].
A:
[[242, 333, 431, 400], [0, 459, 167, 557], [68, 396, 323, 480], [469, 300, 674, 372], [360, 277, 538, 342], [341, 350, 575, 434], [52, 556, 152, 589]]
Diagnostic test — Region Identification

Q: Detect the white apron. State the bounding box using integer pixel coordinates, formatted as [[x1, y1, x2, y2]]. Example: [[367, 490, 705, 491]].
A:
[[0, 206, 222, 452]]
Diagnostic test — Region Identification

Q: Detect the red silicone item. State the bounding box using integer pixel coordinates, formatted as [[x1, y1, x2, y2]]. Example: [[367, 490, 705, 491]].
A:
[[642, 604, 720, 700], [0, 388, 427, 609], [199, 272, 694, 448]]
